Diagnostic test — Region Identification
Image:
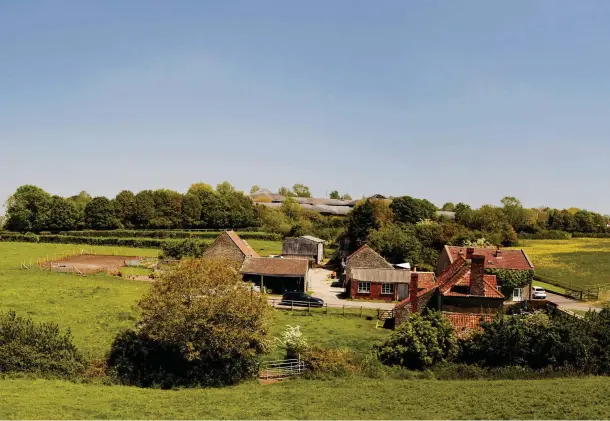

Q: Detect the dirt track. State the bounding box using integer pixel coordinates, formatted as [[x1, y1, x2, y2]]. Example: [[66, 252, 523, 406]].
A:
[[52, 255, 137, 274]]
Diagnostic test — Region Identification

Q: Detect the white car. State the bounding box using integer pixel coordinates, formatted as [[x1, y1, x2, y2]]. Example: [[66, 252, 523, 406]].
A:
[[532, 286, 547, 299]]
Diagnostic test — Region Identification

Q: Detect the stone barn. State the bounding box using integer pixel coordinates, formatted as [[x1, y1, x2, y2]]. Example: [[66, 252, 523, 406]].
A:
[[202, 230, 259, 265], [282, 236, 325, 264]]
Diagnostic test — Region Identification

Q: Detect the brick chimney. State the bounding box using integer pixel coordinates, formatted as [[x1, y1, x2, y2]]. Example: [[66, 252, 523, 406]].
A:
[[470, 254, 486, 296], [410, 272, 419, 313], [466, 247, 475, 258]]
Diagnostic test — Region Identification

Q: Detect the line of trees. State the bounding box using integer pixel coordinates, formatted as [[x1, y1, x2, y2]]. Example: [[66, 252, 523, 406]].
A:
[[3, 183, 258, 232]]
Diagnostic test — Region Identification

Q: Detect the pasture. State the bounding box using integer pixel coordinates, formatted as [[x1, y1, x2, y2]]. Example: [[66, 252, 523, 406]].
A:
[[517, 238, 610, 292], [2, 376, 610, 419]]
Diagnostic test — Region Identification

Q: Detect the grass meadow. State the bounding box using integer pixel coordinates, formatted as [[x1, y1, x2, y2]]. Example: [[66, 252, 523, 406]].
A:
[[516, 238, 610, 291], [2, 376, 610, 419], [5, 241, 610, 419]]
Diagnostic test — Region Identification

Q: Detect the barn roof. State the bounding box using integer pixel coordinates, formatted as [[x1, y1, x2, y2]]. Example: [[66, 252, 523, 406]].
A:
[[241, 257, 309, 277], [445, 246, 534, 270], [299, 235, 325, 243], [350, 268, 412, 284], [226, 231, 259, 258]]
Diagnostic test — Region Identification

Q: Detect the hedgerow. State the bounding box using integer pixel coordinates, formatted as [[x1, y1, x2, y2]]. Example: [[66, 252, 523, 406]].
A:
[[55, 230, 281, 241], [0, 233, 211, 249]]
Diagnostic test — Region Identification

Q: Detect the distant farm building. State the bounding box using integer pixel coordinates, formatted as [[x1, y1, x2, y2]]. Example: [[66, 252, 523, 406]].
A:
[[202, 230, 259, 265], [282, 236, 325, 264], [241, 256, 309, 293]]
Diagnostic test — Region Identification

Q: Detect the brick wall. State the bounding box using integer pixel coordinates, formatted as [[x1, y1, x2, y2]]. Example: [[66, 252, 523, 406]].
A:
[[349, 280, 400, 301], [394, 289, 436, 325], [202, 232, 245, 264]]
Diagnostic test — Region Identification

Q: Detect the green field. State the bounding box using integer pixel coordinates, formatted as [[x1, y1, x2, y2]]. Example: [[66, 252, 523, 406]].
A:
[[517, 238, 610, 291], [2, 376, 610, 419], [5, 241, 610, 419], [247, 239, 283, 256]]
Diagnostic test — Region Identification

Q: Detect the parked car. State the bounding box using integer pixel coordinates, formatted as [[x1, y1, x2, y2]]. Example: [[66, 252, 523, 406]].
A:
[[280, 291, 324, 307], [532, 286, 547, 299]]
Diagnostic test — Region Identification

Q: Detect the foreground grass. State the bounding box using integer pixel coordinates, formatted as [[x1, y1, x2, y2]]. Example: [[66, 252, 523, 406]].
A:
[[517, 238, 610, 290], [2, 376, 610, 419]]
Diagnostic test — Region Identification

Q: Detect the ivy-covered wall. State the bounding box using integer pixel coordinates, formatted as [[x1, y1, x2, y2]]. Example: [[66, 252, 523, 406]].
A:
[[485, 268, 534, 298]]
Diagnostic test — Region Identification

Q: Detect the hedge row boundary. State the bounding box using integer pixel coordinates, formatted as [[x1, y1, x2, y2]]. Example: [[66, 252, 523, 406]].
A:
[[0, 233, 212, 249], [39, 230, 281, 241]]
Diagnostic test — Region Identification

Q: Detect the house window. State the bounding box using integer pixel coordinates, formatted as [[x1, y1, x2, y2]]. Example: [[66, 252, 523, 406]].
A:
[[381, 283, 394, 295], [358, 282, 371, 293]]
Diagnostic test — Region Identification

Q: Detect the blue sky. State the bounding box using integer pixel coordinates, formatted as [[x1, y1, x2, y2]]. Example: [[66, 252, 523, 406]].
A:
[[2, 0, 610, 213]]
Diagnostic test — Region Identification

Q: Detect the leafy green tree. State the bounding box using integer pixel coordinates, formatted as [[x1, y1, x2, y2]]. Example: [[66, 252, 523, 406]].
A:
[[113, 190, 137, 228], [375, 311, 457, 370], [278, 186, 295, 197], [250, 185, 261, 193], [47, 196, 80, 231], [471, 205, 508, 233], [345, 199, 379, 252], [390, 196, 437, 224], [181, 193, 202, 228], [216, 181, 236, 196], [368, 223, 422, 264], [501, 196, 527, 230], [454, 202, 475, 227], [133, 190, 155, 228], [340, 193, 352, 200], [84, 197, 121, 230], [5, 185, 52, 232], [149, 189, 183, 228], [108, 258, 272, 388], [280, 197, 301, 221], [0, 215, 5, 229], [441, 202, 456, 212], [292, 184, 312, 198], [329, 190, 340, 199]]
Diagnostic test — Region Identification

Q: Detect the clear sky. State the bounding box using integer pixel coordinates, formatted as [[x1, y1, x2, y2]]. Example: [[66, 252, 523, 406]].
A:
[[2, 0, 610, 214]]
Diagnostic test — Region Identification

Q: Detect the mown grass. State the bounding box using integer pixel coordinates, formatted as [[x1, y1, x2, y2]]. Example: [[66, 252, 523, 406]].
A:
[[516, 238, 610, 290], [247, 239, 283, 256], [2, 376, 610, 419]]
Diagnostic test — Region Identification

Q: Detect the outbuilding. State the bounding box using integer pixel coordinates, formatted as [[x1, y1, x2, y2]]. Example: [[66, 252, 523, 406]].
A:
[[282, 236, 325, 264], [241, 257, 310, 293]]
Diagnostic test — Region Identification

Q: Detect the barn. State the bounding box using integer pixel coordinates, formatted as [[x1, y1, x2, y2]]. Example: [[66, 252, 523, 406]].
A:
[[241, 257, 309, 293], [282, 236, 325, 264]]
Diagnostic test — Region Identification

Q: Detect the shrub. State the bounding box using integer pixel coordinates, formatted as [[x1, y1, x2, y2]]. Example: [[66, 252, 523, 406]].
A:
[[55, 230, 281, 241], [301, 346, 359, 378], [375, 311, 457, 370], [23, 232, 40, 243], [160, 239, 208, 259], [0, 311, 84, 377], [275, 325, 308, 359], [518, 230, 572, 240], [107, 258, 272, 388]]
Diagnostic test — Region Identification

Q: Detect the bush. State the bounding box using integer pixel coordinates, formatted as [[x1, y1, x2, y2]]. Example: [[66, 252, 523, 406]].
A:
[[275, 325, 308, 359], [107, 258, 272, 388], [0, 311, 84, 377], [301, 346, 359, 378], [518, 230, 572, 240], [375, 311, 457, 370], [107, 330, 258, 388], [160, 239, 208, 259]]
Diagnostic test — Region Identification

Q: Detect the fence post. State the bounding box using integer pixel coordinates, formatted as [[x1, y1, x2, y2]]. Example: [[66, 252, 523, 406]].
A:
[[291, 300, 293, 312], [308, 301, 311, 313], [342, 304, 345, 316], [325, 303, 328, 315], [580, 290, 583, 300]]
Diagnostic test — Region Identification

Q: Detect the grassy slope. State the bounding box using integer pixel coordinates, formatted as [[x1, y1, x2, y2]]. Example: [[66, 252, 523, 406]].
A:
[[2, 377, 610, 419], [247, 239, 283, 256], [0, 243, 157, 359], [516, 238, 610, 289]]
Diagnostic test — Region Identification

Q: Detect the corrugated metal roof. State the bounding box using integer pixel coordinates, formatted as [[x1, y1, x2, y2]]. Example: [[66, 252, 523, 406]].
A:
[[299, 235, 325, 243], [350, 268, 411, 283]]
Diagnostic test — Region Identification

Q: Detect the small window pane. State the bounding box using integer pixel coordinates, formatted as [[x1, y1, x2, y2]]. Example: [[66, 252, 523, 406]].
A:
[[381, 284, 394, 294], [358, 282, 371, 293]]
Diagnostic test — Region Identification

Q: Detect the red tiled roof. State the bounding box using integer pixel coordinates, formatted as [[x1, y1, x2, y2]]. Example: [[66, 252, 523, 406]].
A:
[[416, 272, 436, 290], [241, 257, 308, 277], [437, 258, 504, 299], [346, 244, 371, 261], [442, 312, 494, 336], [227, 231, 259, 258], [445, 246, 534, 270]]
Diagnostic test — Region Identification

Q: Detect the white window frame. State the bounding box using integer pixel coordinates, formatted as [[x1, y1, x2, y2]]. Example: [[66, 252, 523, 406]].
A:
[[358, 282, 371, 294], [381, 283, 394, 295]]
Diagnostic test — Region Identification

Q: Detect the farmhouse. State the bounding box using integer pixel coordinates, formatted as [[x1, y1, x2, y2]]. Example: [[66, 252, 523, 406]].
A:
[[282, 235, 325, 264], [241, 257, 309, 293], [437, 245, 534, 301], [395, 249, 505, 329], [202, 230, 259, 265]]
